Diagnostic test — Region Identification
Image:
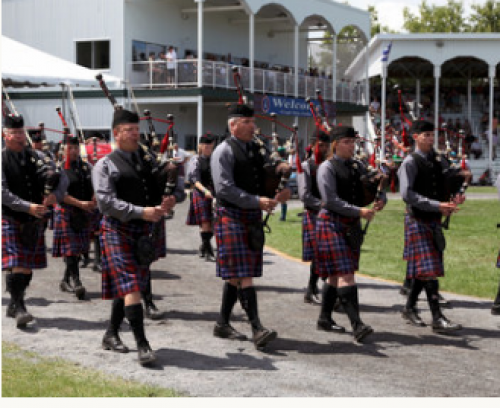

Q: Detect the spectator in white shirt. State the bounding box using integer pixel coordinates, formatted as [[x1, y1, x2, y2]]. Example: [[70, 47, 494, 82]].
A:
[[166, 46, 177, 85]]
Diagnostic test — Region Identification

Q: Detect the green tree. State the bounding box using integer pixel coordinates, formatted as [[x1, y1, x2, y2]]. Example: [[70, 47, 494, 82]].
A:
[[469, 0, 500, 32], [402, 0, 467, 33], [368, 5, 395, 36]]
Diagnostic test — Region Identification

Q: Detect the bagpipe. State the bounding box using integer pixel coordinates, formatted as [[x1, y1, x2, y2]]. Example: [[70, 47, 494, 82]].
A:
[[36, 121, 62, 196], [95, 73, 178, 198]]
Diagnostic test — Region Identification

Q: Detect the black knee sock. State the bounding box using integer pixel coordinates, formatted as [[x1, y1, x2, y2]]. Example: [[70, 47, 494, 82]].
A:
[[66, 256, 80, 283], [11, 273, 30, 311], [106, 298, 125, 336], [201, 231, 214, 253], [63, 257, 72, 282], [308, 263, 320, 292], [319, 284, 338, 321], [94, 237, 101, 263], [124, 304, 148, 348], [141, 272, 153, 305], [494, 281, 500, 305], [402, 277, 413, 290], [406, 278, 425, 310], [238, 286, 262, 332], [337, 285, 362, 329], [424, 280, 443, 321], [217, 282, 238, 325]]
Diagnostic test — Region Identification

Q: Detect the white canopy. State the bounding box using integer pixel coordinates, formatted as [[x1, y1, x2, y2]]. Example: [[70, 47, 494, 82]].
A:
[[1, 35, 121, 88]]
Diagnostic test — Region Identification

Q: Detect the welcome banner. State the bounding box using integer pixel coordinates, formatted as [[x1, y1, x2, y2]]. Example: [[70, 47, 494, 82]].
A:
[[254, 94, 336, 118]]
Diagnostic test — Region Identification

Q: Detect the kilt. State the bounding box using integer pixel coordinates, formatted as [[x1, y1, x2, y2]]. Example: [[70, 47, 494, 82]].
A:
[[88, 208, 103, 236], [186, 189, 213, 226], [315, 209, 360, 277], [52, 204, 91, 257], [403, 214, 444, 279], [2, 217, 47, 269], [100, 216, 152, 299], [214, 206, 263, 279], [497, 250, 500, 268], [302, 209, 317, 262], [154, 218, 167, 260]]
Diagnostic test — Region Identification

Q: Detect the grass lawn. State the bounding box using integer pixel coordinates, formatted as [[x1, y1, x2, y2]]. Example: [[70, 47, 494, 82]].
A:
[[266, 199, 500, 300], [466, 186, 497, 194], [2, 342, 181, 397]]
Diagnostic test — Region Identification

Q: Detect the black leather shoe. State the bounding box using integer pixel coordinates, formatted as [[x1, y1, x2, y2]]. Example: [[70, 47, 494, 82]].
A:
[[144, 303, 163, 320], [353, 323, 374, 342], [15, 309, 34, 328], [73, 281, 86, 300], [80, 256, 91, 268], [399, 286, 410, 296], [59, 280, 74, 293], [205, 251, 216, 262], [402, 308, 426, 327], [102, 334, 129, 353], [6, 302, 16, 318], [92, 263, 102, 273], [432, 317, 462, 333], [491, 304, 500, 315], [304, 288, 321, 305], [317, 317, 346, 333], [213, 323, 247, 340], [138, 344, 156, 365], [252, 327, 277, 348]]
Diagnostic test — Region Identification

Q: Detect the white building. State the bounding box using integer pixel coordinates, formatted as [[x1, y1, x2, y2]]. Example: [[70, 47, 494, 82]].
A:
[[2, 0, 371, 149]]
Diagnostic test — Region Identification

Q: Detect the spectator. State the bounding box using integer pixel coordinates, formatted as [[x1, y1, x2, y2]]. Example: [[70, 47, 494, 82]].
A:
[[166, 46, 177, 85], [369, 97, 380, 115]]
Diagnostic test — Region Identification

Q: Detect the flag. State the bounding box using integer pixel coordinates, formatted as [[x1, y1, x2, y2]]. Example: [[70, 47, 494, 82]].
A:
[[381, 42, 392, 63]]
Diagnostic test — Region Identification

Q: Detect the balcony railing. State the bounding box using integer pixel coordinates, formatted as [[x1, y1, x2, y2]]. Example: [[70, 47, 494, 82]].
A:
[[127, 60, 366, 104]]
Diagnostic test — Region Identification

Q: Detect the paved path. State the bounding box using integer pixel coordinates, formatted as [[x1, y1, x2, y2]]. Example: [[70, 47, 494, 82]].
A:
[[2, 199, 499, 397]]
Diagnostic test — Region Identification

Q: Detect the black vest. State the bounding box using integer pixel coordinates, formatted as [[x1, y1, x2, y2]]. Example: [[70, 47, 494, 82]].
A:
[[331, 157, 365, 208], [65, 160, 93, 201], [199, 156, 214, 191], [108, 150, 161, 208], [307, 157, 321, 202], [219, 139, 266, 208], [2, 149, 44, 222], [410, 151, 446, 220]]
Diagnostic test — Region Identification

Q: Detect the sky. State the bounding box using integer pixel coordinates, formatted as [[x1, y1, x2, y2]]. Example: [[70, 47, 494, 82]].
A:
[[347, 0, 480, 32]]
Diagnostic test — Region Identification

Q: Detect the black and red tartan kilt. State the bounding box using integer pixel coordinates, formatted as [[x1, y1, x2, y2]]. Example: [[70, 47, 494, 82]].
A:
[[497, 250, 500, 268], [52, 204, 91, 257], [214, 206, 263, 280], [302, 209, 318, 262], [403, 214, 444, 279], [2, 217, 47, 270], [100, 216, 152, 300], [154, 218, 166, 260], [186, 189, 213, 226], [88, 208, 103, 236], [314, 209, 360, 278]]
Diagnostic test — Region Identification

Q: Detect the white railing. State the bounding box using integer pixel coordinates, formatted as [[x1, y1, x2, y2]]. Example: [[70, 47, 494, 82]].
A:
[[127, 59, 366, 104]]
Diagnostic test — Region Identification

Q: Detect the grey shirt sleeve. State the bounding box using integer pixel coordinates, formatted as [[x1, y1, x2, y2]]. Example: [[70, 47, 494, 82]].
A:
[[187, 155, 201, 185], [91, 156, 144, 222], [297, 161, 321, 212], [210, 140, 260, 209], [317, 160, 361, 217], [397, 153, 440, 212]]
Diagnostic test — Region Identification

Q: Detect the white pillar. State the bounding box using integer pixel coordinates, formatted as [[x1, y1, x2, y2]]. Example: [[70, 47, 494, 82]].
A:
[[332, 35, 337, 102], [488, 65, 496, 171], [468, 78, 472, 125], [416, 79, 421, 119], [434, 65, 441, 150], [196, 0, 205, 88], [380, 64, 387, 163], [294, 24, 299, 98], [249, 12, 255, 93], [364, 44, 370, 106], [197, 95, 203, 141]]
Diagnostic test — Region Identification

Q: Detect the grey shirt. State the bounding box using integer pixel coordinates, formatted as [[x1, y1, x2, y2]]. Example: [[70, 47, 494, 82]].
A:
[[297, 159, 321, 212], [2, 148, 69, 213], [397, 149, 442, 213], [210, 136, 260, 209], [92, 148, 185, 223], [187, 154, 210, 185]]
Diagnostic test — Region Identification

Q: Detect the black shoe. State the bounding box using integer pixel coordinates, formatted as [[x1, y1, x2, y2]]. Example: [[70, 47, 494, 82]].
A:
[[432, 317, 462, 333], [252, 327, 277, 348], [198, 244, 205, 258], [59, 280, 74, 293], [316, 317, 346, 333], [402, 307, 426, 327], [353, 323, 374, 342], [438, 293, 450, 308], [138, 343, 156, 365], [400, 286, 410, 296], [304, 288, 321, 305], [491, 304, 500, 315], [92, 263, 102, 272], [73, 281, 86, 300], [144, 303, 163, 320], [205, 251, 216, 262], [6, 302, 16, 318], [102, 334, 129, 353], [213, 323, 247, 340], [15, 309, 34, 328]]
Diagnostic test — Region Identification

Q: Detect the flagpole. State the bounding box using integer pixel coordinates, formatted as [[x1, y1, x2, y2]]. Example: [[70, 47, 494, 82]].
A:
[[381, 64, 387, 164]]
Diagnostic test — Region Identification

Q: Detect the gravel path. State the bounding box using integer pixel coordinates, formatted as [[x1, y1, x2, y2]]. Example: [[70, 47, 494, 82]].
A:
[[2, 198, 499, 397]]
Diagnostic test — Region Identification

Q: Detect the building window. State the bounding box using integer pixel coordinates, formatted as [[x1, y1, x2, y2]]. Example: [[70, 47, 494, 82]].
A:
[[76, 40, 110, 69]]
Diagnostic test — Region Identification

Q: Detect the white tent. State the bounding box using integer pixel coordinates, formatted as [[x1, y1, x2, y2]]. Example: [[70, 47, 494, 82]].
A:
[[1, 35, 121, 88]]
